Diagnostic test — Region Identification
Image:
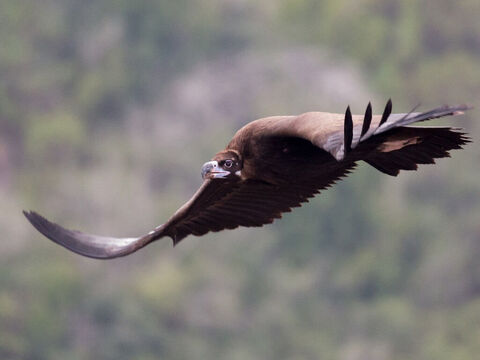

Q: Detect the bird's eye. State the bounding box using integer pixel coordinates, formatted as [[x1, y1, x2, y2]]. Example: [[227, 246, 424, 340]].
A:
[[224, 160, 233, 168]]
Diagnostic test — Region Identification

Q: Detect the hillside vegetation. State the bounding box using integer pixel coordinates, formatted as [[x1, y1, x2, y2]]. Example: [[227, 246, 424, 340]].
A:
[[1, 1, 479, 359]]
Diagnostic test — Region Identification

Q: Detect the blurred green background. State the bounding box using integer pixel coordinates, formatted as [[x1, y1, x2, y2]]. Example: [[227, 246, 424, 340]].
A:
[[1, 1, 480, 359]]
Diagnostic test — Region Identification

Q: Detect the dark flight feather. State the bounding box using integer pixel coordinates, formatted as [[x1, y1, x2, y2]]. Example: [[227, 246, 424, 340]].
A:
[[361, 102, 372, 138], [344, 106, 353, 153], [379, 98, 392, 126], [24, 101, 471, 259]]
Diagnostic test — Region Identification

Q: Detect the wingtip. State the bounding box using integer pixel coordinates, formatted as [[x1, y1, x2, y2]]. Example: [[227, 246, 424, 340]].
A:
[[454, 103, 472, 110], [361, 102, 373, 138], [366, 102, 372, 116], [23, 209, 37, 225], [23, 209, 47, 225], [344, 105, 353, 153], [452, 104, 473, 115], [379, 99, 393, 126], [23, 210, 42, 222], [23, 210, 57, 242], [385, 98, 392, 111]]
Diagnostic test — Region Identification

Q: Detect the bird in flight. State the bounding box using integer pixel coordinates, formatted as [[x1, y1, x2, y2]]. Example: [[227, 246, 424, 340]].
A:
[[24, 100, 470, 259]]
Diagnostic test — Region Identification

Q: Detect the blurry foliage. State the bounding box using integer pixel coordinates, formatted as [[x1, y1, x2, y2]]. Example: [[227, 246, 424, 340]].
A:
[[25, 111, 86, 162], [1, 0, 480, 359]]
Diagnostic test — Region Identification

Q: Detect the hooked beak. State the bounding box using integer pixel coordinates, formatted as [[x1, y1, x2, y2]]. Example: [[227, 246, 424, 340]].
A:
[[201, 160, 230, 179]]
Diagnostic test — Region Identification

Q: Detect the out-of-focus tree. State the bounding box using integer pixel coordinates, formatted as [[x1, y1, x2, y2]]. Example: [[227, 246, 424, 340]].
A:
[[1, 1, 479, 359]]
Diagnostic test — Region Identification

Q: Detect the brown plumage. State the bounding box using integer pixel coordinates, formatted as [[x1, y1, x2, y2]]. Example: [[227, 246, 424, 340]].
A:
[[24, 101, 471, 259]]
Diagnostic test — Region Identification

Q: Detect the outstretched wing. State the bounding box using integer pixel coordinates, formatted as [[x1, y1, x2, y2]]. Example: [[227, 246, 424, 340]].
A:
[[236, 100, 469, 161], [24, 158, 356, 258], [23, 179, 238, 259], [329, 101, 470, 160], [164, 163, 356, 245], [23, 210, 150, 259]]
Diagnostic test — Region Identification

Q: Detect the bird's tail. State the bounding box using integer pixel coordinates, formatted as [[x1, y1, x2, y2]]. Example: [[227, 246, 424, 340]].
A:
[[364, 126, 470, 176]]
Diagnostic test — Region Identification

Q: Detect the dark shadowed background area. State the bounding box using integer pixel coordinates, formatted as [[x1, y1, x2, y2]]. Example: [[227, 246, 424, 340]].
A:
[[1, 1, 480, 359]]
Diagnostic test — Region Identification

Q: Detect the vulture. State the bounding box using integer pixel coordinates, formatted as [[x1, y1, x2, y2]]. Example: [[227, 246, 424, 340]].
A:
[[24, 100, 470, 259]]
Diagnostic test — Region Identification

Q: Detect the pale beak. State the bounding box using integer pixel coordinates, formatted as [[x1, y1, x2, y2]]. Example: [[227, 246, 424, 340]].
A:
[[201, 160, 230, 179]]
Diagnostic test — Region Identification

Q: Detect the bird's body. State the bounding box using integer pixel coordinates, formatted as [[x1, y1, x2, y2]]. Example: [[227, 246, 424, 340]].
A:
[[24, 101, 470, 259]]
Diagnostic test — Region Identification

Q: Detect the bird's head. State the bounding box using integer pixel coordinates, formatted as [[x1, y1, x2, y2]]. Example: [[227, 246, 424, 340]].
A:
[[201, 150, 242, 180]]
